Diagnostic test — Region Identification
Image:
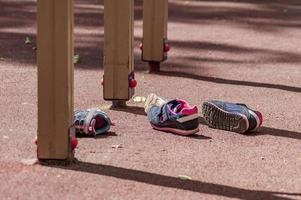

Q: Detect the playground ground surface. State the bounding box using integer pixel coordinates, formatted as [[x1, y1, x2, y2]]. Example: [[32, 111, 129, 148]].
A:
[[0, 0, 300, 199]]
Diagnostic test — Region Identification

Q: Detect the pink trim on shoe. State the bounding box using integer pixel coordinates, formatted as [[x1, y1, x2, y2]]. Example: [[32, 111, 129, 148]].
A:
[[171, 99, 198, 116], [255, 111, 263, 127], [181, 106, 198, 115]]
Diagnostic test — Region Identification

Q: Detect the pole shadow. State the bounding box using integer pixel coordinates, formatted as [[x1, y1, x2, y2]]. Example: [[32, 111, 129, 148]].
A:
[[157, 71, 301, 93], [48, 160, 300, 200]]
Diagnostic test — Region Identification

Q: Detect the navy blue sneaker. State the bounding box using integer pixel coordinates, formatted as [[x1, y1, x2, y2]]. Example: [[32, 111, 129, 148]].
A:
[[74, 108, 112, 136], [147, 98, 199, 136], [202, 100, 263, 134]]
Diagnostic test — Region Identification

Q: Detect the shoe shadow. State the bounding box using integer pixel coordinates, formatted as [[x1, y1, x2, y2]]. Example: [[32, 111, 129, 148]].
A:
[[252, 127, 301, 140], [189, 134, 212, 140], [199, 116, 208, 125], [110, 105, 147, 116]]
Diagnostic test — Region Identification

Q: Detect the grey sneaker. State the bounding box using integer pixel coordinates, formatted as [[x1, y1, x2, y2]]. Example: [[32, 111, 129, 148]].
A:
[[202, 100, 263, 134]]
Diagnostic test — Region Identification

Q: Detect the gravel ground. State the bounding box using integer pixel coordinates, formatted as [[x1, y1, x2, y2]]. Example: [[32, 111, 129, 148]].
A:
[[0, 0, 300, 199]]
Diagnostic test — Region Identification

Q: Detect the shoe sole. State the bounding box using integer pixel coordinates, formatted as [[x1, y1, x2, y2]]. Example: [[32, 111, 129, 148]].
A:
[[202, 102, 249, 133], [151, 124, 199, 136]]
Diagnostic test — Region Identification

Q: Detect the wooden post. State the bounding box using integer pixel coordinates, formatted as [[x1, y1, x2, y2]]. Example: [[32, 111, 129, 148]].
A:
[[103, 0, 135, 102], [142, 0, 169, 71], [37, 0, 74, 160]]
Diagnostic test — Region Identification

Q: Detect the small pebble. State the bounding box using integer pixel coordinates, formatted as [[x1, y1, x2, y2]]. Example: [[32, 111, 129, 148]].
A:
[[112, 144, 123, 149], [21, 158, 38, 166], [178, 175, 192, 180]]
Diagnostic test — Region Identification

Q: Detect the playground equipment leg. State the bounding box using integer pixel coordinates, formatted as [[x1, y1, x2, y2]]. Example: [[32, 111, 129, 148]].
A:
[[142, 0, 169, 73], [37, 0, 74, 160], [103, 0, 135, 107]]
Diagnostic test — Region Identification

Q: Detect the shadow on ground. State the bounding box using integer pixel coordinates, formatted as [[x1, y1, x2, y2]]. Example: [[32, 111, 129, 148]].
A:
[[2, 0, 301, 29], [156, 70, 301, 93], [110, 105, 147, 116], [168, 0, 301, 32], [255, 127, 301, 140], [49, 161, 301, 200], [1, 0, 301, 71]]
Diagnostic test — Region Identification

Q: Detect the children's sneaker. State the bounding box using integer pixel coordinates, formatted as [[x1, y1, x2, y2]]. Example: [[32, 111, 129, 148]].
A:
[[202, 100, 263, 134], [147, 99, 199, 136], [74, 108, 112, 136], [144, 93, 166, 113]]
